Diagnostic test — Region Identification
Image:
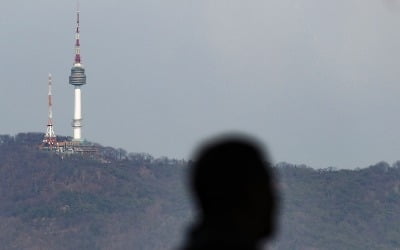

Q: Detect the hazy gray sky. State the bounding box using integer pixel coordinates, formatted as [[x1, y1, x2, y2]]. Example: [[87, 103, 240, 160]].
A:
[[2, 0, 400, 168]]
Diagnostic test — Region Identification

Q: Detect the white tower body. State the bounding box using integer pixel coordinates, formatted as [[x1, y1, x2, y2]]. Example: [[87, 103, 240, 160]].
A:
[[73, 86, 82, 140], [69, 9, 87, 142]]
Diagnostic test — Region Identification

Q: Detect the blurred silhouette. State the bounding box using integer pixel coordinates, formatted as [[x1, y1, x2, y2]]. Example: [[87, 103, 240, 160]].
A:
[[181, 135, 278, 250]]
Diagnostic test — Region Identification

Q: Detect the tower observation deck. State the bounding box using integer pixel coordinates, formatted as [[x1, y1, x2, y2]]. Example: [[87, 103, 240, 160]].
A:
[[69, 65, 86, 86]]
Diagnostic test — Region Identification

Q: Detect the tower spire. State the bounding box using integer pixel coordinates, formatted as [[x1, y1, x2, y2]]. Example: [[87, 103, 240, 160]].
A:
[[74, 6, 81, 64], [43, 74, 57, 146], [48, 73, 53, 121]]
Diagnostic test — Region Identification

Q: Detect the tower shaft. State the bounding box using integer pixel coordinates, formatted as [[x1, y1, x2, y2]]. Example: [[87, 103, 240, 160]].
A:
[[72, 86, 82, 140]]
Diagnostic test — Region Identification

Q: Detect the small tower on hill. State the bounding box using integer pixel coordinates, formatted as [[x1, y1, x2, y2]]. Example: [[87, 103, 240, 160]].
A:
[[42, 73, 57, 147]]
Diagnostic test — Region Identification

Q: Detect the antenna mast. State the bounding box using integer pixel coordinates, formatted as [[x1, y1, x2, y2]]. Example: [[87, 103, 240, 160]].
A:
[[74, 5, 81, 64], [43, 74, 57, 146]]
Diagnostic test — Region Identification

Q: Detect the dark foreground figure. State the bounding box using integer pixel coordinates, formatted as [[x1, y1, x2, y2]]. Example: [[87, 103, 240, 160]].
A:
[[181, 136, 278, 250]]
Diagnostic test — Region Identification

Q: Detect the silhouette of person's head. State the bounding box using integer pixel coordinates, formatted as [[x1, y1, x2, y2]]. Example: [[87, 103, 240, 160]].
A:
[[183, 135, 278, 250]]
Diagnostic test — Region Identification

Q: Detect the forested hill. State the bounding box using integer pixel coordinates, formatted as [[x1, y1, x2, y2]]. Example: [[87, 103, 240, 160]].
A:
[[275, 161, 400, 250], [0, 133, 191, 250], [1, 133, 400, 250]]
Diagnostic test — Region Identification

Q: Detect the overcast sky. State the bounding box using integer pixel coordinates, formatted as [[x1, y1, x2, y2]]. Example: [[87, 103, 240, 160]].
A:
[[2, 0, 400, 168]]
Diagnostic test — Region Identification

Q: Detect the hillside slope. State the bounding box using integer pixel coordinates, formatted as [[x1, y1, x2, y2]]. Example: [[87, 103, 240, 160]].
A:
[[1, 133, 400, 250], [274, 162, 400, 250], [0, 133, 191, 250]]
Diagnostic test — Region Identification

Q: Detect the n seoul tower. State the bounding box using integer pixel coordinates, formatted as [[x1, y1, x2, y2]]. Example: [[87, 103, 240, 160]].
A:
[[69, 7, 87, 142]]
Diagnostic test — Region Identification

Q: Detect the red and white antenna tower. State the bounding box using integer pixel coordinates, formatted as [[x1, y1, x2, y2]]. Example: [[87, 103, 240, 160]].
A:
[[74, 3, 81, 64], [43, 73, 57, 146]]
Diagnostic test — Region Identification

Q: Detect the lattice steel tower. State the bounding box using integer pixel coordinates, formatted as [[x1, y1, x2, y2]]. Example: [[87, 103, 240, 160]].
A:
[[43, 74, 57, 146], [69, 7, 87, 141]]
